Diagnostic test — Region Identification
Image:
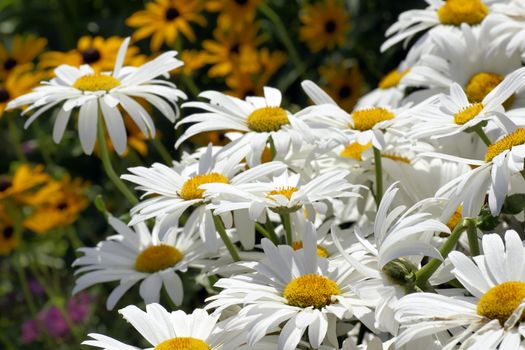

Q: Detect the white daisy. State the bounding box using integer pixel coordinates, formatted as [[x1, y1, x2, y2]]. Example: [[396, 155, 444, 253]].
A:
[[381, 0, 501, 52], [395, 230, 525, 349], [83, 303, 246, 350], [176, 87, 314, 166], [301, 80, 407, 150], [72, 215, 206, 310], [205, 223, 370, 350], [488, 0, 525, 60], [7, 38, 186, 155], [332, 183, 450, 335], [122, 145, 287, 251], [407, 72, 523, 141]]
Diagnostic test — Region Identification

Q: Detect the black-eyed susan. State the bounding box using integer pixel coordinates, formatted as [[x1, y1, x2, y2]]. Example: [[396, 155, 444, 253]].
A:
[[39, 36, 145, 72], [178, 50, 208, 76], [299, 0, 350, 52], [205, 0, 262, 30], [0, 164, 50, 202], [0, 34, 47, 79], [23, 175, 89, 234], [126, 0, 206, 51], [0, 206, 16, 255], [319, 62, 362, 112], [0, 66, 43, 118], [202, 25, 264, 77]]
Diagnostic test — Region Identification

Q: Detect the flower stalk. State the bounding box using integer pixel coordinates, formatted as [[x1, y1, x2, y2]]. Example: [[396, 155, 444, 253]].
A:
[[213, 214, 240, 262]]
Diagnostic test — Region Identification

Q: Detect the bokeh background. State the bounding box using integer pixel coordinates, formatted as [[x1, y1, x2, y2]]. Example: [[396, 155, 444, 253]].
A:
[[0, 0, 420, 348]]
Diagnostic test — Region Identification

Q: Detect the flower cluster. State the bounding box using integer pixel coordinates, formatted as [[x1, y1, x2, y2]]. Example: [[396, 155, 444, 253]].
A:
[[5, 0, 525, 349]]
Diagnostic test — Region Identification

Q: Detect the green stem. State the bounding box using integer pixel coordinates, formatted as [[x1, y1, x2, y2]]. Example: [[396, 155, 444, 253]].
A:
[[415, 219, 467, 288], [15, 254, 38, 317], [152, 137, 173, 164], [65, 226, 83, 253], [259, 3, 306, 78], [97, 116, 138, 205], [466, 218, 480, 256], [7, 113, 27, 161], [474, 125, 491, 146], [181, 74, 200, 98], [373, 147, 383, 207], [255, 222, 279, 244], [280, 213, 293, 246], [212, 215, 240, 262]]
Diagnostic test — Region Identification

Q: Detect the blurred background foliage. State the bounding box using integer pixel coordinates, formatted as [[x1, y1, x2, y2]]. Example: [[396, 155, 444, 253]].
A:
[[0, 0, 421, 349]]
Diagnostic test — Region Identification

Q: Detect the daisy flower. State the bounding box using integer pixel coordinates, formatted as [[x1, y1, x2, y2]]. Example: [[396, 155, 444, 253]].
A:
[[83, 303, 245, 350], [122, 145, 287, 251], [403, 24, 522, 105], [407, 71, 524, 141], [488, 0, 525, 60], [73, 216, 206, 309], [395, 230, 525, 349], [206, 223, 370, 350], [332, 183, 450, 335], [177, 87, 314, 166], [301, 80, 407, 150], [299, 0, 350, 53], [7, 38, 186, 156], [126, 0, 206, 51], [431, 125, 525, 217], [381, 0, 499, 52]]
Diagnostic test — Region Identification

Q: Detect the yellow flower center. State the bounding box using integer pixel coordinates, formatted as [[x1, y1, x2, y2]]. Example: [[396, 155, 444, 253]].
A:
[[246, 107, 289, 132], [292, 240, 330, 258], [454, 103, 484, 125], [447, 208, 463, 231], [266, 186, 299, 201], [465, 72, 503, 103], [135, 245, 184, 273], [283, 274, 341, 309], [351, 107, 395, 131], [155, 337, 211, 350], [339, 142, 372, 161], [179, 173, 229, 201], [378, 68, 410, 90], [485, 128, 525, 162], [437, 0, 489, 26], [381, 153, 411, 164], [73, 74, 121, 92], [477, 281, 525, 324]]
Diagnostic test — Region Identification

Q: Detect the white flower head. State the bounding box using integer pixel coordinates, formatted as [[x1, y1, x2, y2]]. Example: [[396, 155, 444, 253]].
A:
[[7, 38, 186, 155], [396, 230, 525, 349], [73, 216, 206, 309]]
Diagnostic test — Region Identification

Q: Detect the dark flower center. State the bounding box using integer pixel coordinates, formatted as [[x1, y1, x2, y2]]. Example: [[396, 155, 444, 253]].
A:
[[56, 202, 68, 210], [3, 226, 14, 239], [82, 48, 101, 64], [235, 0, 249, 4], [3, 58, 17, 71], [0, 88, 10, 103], [325, 20, 337, 33], [230, 43, 240, 54], [165, 7, 180, 21], [339, 85, 352, 98], [0, 179, 12, 192]]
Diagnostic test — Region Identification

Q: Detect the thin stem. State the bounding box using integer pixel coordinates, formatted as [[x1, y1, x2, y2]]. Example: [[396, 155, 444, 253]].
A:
[[373, 147, 383, 207], [466, 218, 480, 256], [415, 219, 467, 288], [259, 3, 306, 78], [255, 222, 279, 244], [152, 137, 173, 164], [264, 215, 281, 243], [7, 113, 27, 161], [96, 116, 138, 205], [212, 215, 240, 262], [474, 125, 491, 146], [280, 213, 293, 246], [15, 254, 38, 317]]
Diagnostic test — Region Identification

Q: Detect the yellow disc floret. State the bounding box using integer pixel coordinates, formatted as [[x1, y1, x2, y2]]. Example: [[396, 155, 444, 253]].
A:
[[447, 208, 463, 231], [351, 107, 395, 131], [283, 274, 341, 309], [437, 0, 489, 26], [382, 153, 411, 164], [73, 74, 121, 92], [135, 244, 184, 273], [155, 337, 211, 350], [465, 72, 503, 103], [179, 173, 229, 201], [485, 128, 525, 162], [340, 142, 372, 160], [292, 240, 330, 258], [454, 103, 484, 125], [266, 186, 299, 201], [477, 281, 525, 324], [246, 107, 289, 132], [378, 68, 410, 90]]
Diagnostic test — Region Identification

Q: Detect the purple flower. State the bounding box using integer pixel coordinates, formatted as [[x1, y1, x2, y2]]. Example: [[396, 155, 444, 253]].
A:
[[21, 319, 39, 344], [68, 292, 93, 323], [39, 306, 69, 338]]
